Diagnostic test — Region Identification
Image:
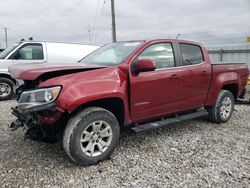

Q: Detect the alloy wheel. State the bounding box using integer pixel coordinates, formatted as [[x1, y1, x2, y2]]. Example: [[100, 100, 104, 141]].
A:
[[80, 120, 113, 157]]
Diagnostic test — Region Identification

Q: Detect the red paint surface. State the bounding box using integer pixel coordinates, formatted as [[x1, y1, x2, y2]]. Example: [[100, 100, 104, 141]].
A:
[[9, 63, 104, 80], [9, 39, 249, 125]]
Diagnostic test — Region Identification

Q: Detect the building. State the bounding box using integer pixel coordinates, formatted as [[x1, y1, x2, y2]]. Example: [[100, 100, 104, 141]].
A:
[[207, 44, 250, 68]]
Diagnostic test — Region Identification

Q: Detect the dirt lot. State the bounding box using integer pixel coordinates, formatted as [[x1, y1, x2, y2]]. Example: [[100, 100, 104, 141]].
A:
[[0, 100, 250, 187]]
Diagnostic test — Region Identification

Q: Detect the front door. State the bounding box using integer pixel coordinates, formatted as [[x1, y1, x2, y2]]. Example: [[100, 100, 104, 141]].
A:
[[130, 42, 181, 121], [8, 43, 46, 64]]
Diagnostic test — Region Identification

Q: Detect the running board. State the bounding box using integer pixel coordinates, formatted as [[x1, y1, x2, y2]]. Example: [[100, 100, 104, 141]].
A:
[[131, 110, 208, 133]]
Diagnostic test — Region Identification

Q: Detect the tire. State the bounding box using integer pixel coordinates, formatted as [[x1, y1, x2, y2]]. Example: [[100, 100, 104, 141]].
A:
[[63, 107, 120, 166], [0, 78, 15, 101], [208, 90, 234, 123]]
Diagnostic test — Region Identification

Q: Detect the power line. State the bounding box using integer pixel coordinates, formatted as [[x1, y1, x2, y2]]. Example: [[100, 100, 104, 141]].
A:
[[15, 0, 60, 41], [32, 0, 86, 35], [91, 0, 101, 42], [39, 1, 83, 31], [93, 0, 106, 42], [21, 0, 44, 17]]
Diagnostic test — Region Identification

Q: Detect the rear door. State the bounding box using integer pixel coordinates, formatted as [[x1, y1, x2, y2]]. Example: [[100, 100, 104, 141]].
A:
[[130, 42, 182, 121], [178, 43, 212, 110], [8, 43, 46, 64]]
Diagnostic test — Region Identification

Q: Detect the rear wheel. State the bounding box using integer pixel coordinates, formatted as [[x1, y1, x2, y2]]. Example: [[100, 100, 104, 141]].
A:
[[0, 78, 15, 101], [208, 90, 234, 123], [63, 107, 120, 166]]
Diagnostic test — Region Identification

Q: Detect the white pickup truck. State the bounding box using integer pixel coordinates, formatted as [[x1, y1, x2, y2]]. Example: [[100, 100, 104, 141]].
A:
[[0, 41, 100, 100]]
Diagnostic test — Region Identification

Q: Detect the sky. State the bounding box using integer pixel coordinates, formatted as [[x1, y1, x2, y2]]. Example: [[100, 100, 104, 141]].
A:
[[0, 0, 249, 48]]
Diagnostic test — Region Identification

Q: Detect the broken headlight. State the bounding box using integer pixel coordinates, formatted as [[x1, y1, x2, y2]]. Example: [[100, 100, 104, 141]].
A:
[[18, 86, 61, 111]]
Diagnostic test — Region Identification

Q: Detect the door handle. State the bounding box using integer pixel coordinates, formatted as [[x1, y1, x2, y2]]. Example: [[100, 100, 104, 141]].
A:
[[169, 74, 179, 79], [200, 71, 208, 75]]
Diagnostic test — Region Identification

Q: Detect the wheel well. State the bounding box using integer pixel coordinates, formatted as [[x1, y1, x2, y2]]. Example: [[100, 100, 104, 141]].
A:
[[0, 74, 16, 84], [221, 84, 238, 99], [73, 97, 125, 126]]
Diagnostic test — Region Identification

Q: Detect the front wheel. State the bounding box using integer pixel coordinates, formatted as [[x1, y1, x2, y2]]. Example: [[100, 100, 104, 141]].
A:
[[0, 78, 15, 101], [208, 90, 234, 123], [63, 107, 120, 166]]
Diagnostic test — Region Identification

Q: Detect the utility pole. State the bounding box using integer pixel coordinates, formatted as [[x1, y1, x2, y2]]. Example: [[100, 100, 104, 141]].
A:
[[3, 27, 8, 48], [111, 0, 116, 42], [88, 26, 91, 44]]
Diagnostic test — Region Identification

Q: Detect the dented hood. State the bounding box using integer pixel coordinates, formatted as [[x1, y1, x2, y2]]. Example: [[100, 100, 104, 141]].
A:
[[8, 63, 105, 80]]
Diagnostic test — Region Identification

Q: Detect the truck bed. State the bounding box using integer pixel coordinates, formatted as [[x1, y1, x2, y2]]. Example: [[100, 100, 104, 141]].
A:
[[211, 61, 247, 65], [205, 62, 249, 106]]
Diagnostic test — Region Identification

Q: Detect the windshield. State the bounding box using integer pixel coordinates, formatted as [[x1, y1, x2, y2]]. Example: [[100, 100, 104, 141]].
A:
[[0, 43, 21, 59], [80, 41, 143, 66]]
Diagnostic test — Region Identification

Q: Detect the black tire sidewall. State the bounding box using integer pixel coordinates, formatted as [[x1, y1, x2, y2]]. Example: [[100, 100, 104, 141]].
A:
[[68, 108, 120, 166], [0, 78, 15, 101], [216, 90, 234, 123]]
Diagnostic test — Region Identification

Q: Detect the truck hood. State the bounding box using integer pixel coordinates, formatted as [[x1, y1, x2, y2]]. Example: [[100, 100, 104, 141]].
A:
[[8, 63, 106, 80]]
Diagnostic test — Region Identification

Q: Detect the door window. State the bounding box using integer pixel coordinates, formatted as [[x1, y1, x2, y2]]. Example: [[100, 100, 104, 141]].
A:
[[137, 43, 175, 69], [10, 44, 44, 60], [180, 43, 204, 66]]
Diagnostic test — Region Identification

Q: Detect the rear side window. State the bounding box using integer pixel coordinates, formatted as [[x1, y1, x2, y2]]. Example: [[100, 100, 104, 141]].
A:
[[180, 43, 204, 66]]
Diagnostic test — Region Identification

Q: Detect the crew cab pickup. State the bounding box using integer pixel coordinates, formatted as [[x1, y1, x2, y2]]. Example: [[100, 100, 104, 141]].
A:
[[9, 39, 249, 166]]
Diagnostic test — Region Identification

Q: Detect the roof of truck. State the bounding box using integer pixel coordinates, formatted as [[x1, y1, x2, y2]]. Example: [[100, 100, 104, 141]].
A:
[[111, 39, 204, 47], [17, 40, 100, 46]]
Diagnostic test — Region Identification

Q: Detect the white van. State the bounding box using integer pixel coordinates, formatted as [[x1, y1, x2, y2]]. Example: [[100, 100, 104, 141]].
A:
[[0, 41, 100, 100]]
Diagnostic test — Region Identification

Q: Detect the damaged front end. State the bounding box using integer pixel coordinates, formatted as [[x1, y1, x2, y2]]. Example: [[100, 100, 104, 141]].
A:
[[9, 85, 66, 143]]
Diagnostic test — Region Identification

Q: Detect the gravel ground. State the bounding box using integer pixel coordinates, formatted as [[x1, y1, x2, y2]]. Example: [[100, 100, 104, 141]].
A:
[[0, 100, 250, 188]]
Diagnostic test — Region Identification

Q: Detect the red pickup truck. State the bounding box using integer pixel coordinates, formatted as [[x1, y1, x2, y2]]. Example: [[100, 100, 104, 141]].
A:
[[9, 39, 249, 166]]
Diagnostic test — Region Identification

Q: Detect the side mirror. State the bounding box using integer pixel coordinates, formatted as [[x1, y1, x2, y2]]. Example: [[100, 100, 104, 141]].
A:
[[132, 59, 156, 73]]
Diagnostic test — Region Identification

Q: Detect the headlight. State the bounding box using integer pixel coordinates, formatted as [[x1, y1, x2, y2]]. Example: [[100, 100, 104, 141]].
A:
[[18, 86, 61, 111]]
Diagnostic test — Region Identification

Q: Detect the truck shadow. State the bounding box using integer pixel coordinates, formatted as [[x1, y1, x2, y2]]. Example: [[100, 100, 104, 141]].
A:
[[16, 117, 220, 167]]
